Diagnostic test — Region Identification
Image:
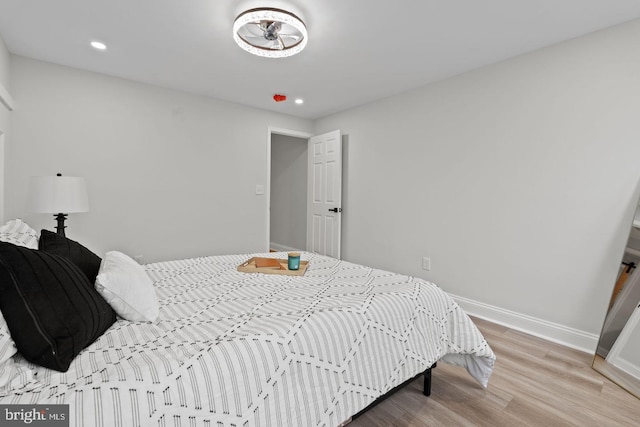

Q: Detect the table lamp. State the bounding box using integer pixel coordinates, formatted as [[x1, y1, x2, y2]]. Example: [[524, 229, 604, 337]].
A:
[[27, 173, 89, 237]]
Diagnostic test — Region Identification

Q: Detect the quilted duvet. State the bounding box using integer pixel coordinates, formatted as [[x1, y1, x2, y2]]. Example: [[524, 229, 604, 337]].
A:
[[0, 252, 495, 426]]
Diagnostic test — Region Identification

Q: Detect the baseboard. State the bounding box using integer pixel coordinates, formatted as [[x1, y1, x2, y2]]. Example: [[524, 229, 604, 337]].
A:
[[451, 294, 600, 354], [269, 242, 302, 253], [610, 358, 640, 380]]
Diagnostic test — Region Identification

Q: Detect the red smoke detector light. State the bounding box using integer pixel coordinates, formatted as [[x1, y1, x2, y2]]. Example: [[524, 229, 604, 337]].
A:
[[273, 94, 287, 102]]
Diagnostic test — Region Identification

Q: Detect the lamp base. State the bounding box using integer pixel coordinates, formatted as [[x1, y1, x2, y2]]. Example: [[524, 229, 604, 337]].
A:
[[54, 213, 67, 237]]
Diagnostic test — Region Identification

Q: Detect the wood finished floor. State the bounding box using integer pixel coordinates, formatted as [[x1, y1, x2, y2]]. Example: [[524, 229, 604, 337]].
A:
[[350, 317, 640, 427]]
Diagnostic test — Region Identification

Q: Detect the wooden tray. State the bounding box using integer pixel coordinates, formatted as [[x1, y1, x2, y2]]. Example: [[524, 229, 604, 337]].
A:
[[237, 257, 309, 276]]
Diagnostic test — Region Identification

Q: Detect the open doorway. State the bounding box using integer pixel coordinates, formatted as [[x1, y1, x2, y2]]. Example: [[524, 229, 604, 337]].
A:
[[270, 133, 307, 251], [268, 128, 312, 252], [267, 128, 344, 258]]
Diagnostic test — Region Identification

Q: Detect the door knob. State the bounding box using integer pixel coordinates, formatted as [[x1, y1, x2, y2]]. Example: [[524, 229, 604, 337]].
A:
[[328, 208, 342, 213]]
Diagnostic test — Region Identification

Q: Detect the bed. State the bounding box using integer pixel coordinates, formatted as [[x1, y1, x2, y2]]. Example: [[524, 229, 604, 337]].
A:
[[0, 222, 495, 427]]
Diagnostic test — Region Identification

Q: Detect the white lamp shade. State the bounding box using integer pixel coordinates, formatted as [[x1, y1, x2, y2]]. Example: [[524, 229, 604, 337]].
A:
[[27, 175, 89, 214]]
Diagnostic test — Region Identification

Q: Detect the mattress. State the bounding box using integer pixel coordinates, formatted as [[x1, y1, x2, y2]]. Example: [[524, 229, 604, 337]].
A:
[[0, 252, 495, 426]]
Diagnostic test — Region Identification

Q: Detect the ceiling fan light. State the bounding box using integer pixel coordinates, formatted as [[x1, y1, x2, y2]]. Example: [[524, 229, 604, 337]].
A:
[[233, 8, 308, 58]]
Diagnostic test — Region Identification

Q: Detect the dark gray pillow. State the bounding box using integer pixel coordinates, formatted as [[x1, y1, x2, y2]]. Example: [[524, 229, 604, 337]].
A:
[[0, 241, 116, 372], [39, 229, 102, 283]]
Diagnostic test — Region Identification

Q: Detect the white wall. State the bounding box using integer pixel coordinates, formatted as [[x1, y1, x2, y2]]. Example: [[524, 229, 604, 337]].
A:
[[0, 36, 11, 224], [6, 56, 313, 262], [270, 134, 307, 251], [315, 19, 640, 338], [0, 37, 9, 87], [6, 19, 640, 347]]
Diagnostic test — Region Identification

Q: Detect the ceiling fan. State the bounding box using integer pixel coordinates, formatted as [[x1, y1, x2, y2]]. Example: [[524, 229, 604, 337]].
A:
[[245, 20, 301, 51], [233, 8, 308, 58]]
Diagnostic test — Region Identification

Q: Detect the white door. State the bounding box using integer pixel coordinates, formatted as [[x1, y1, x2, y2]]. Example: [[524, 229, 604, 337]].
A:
[[307, 130, 342, 258]]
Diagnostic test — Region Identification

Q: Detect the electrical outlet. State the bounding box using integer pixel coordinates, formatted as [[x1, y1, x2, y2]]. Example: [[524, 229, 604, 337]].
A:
[[422, 256, 431, 271], [255, 184, 265, 195]]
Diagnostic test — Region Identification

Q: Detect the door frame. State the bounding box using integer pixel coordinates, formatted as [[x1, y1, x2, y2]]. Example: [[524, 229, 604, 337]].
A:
[[266, 126, 314, 252]]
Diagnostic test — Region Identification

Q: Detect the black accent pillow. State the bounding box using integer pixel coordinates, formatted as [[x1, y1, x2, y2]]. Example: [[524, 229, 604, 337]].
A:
[[39, 229, 102, 283], [0, 242, 116, 372]]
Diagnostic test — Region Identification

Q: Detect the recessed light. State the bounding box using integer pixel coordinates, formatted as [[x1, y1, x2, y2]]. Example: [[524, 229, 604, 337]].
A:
[[294, 98, 304, 105], [90, 41, 107, 51]]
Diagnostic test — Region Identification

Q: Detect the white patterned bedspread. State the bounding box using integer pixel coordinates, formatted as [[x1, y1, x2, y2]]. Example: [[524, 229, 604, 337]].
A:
[[0, 252, 495, 426]]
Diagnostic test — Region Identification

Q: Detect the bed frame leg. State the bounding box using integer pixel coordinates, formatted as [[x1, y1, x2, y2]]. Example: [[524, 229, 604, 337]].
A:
[[423, 363, 436, 396]]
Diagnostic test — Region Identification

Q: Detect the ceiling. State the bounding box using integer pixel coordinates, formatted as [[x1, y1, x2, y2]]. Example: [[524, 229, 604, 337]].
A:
[[1, 0, 640, 120]]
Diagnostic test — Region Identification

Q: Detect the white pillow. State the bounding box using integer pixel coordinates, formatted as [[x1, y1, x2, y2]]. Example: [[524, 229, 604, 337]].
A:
[[0, 314, 17, 365], [0, 219, 39, 249], [95, 251, 159, 322]]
